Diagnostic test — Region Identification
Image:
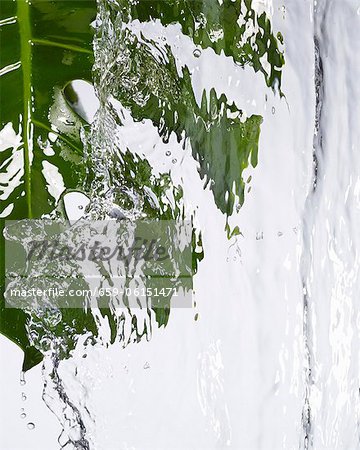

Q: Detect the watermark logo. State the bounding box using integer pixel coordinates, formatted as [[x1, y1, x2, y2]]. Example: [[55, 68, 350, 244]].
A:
[[4, 219, 193, 310]]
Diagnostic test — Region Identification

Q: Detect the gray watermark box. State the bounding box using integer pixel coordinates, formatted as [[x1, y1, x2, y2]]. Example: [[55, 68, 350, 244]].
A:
[[4, 219, 193, 310]]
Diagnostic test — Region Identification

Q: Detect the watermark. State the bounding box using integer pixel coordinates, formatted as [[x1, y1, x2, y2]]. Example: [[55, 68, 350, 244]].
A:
[[4, 219, 193, 309]]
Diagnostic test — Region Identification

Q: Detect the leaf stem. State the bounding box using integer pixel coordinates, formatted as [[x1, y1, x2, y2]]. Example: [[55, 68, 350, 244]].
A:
[[17, 0, 32, 218]]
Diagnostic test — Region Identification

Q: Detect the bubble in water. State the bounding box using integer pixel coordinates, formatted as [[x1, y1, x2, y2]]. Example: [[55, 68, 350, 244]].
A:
[[20, 412, 27, 419], [78, 205, 84, 210], [193, 48, 201, 58], [165, 150, 171, 156], [21, 393, 27, 401], [143, 361, 150, 369], [172, 158, 177, 164], [27, 422, 35, 430], [271, 106, 276, 114], [357, 7, 360, 15]]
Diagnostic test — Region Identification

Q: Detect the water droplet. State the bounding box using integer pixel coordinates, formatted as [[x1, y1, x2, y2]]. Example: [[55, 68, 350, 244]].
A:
[[20, 413, 26, 419], [172, 158, 177, 164], [165, 150, 171, 156], [21, 393, 27, 401], [271, 106, 276, 114], [20, 372, 26, 386], [27, 422, 35, 430], [193, 48, 201, 58]]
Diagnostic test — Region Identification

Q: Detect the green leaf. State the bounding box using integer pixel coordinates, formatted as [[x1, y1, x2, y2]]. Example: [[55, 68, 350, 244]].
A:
[[0, 0, 282, 371]]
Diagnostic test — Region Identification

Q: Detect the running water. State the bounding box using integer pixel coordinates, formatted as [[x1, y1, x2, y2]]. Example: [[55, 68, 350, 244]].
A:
[[3, 0, 360, 448], [300, 1, 360, 448]]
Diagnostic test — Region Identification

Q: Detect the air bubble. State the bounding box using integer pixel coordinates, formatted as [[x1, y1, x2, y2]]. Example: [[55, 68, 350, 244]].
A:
[[27, 422, 35, 430], [193, 48, 201, 58], [172, 158, 177, 164], [271, 107, 275, 114], [20, 413, 27, 419], [78, 205, 84, 210], [165, 150, 171, 156], [21, 393, 27, 401]]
